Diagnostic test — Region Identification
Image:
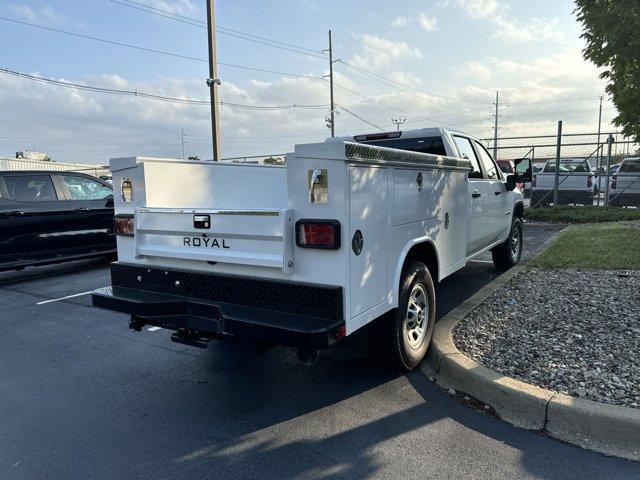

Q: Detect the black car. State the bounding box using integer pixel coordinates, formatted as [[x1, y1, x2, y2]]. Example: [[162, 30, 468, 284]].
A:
[[0, 171, 115, 271]]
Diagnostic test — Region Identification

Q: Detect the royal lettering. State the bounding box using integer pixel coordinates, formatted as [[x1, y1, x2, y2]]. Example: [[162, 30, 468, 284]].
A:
[[182, 237, 230, 249]]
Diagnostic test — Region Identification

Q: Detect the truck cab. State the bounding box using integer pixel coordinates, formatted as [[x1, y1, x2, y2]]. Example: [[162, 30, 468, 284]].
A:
[[345, 128, 521, 257], [92, 128, 529, 371]]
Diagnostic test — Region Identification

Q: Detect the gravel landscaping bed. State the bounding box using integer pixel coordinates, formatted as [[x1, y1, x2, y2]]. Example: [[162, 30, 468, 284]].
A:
[[454, 268, 640, 409]]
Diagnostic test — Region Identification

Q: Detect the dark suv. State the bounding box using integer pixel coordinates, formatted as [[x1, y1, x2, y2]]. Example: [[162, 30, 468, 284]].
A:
[[0, 171, 115, 271]]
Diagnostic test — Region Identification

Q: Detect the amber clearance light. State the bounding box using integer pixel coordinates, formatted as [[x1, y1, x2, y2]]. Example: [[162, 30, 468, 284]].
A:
[[121, 177, 133, 202]]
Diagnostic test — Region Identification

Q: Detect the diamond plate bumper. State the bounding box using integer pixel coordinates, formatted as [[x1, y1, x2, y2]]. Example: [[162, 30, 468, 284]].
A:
[[92, 263, 345, 349]]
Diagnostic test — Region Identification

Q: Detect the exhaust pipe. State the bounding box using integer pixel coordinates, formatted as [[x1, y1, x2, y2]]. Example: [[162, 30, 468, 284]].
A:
[[296, 348, 319, 365]]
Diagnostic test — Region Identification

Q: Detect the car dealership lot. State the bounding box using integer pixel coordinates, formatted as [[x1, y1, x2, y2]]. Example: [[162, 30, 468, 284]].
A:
[[2, 224, 639, 480]]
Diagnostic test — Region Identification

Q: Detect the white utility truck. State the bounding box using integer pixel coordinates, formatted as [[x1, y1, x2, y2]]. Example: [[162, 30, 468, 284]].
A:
[[531, 158, 595, 207], [92, 128, 531, 370]]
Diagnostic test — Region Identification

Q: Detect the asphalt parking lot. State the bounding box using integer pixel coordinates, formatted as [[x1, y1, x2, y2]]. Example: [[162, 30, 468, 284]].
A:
[[2, 223, 639, 480]]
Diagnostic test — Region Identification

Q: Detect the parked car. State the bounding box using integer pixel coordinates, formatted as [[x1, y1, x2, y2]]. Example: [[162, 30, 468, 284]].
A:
[[609, 158, 640, 207], [531, 158, 595, 207], [0, 171, 115, 271]]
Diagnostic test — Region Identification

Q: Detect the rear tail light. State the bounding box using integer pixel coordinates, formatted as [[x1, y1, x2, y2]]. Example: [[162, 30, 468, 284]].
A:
[[114, 215, 134, 236], [611, 175, 617, 189], [296, 219, 341, 250], [587, 175, 593, 188], [532, 174, 536, 187]]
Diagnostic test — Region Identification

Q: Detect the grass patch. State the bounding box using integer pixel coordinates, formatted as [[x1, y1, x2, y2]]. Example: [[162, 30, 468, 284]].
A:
[[533, 222, 640, 270], [524, 205, 640, 224]]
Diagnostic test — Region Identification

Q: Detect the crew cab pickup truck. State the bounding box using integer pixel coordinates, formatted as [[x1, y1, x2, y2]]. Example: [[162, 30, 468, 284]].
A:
[[609, 157, 640, 207], [531, 158, 595, 207], [92, 128, 531, 370]]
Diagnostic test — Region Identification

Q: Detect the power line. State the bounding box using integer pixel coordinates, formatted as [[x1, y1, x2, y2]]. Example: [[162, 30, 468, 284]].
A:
[[0, 68, 328, 110], [338, 60, 492, 107], [332, 81, 492, 128], [335, 104, 384, 131], [338, 60, 487, 113], [107, 0, 326, 58], [0, 16, 327, 68]]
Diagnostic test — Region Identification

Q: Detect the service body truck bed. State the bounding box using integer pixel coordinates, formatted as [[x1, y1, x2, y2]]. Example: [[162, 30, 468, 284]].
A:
[[93, 128, 529, 369]]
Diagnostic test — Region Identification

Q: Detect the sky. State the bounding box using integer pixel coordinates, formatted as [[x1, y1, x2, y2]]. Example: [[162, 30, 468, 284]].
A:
[[0, 0, 619, 163]]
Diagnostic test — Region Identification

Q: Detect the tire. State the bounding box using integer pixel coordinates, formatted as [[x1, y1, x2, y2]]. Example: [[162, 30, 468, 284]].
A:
[[492, 218, 523, 271], [368, 261, 436, 371]]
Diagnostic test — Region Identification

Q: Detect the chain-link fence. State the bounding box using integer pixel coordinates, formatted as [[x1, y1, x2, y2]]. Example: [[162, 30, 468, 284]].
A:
[[481, 128, 640, 209]]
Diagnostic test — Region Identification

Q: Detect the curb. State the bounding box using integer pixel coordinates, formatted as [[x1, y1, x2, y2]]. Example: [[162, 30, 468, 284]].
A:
[[423, 227, 640, 461]]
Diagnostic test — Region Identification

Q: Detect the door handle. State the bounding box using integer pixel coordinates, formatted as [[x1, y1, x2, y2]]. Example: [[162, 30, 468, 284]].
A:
[[75, 207, 90, 212], [471, 191, 481, 198], [9, 210, 25, 217], [495, 190, 502, 195]]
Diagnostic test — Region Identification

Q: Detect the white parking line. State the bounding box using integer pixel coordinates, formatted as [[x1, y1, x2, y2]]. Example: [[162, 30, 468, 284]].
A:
[[147, 326, 162, 332], [36, 291, 92, 305]]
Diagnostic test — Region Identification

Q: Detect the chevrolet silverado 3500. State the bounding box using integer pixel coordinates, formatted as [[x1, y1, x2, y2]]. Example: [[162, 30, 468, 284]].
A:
[[92, 128, 531, 370]]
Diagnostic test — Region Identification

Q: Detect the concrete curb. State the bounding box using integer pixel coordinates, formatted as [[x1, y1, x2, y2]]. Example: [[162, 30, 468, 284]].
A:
[[424, 227, 640, 461]]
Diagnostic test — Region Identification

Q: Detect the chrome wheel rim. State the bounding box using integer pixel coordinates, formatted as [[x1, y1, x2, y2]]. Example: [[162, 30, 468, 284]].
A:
[[405, 284, 428, 350], [510, 225, 521, 261]]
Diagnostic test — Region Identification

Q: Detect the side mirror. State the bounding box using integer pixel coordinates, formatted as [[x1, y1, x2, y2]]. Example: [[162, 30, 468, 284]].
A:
[[515, 157, 532, 183], [505, 174, 517, 191]]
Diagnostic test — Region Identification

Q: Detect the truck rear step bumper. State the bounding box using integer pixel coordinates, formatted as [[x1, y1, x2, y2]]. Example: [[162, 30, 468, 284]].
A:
[[92, 263, 345, 349]]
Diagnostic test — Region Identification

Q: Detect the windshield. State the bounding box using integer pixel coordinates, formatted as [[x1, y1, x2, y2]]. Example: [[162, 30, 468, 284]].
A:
[[543, 160, 591, 173], [620, 160, 640, 173]]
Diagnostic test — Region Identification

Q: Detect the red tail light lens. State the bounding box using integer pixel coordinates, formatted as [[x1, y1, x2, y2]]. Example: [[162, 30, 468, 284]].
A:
[[296, 220, 341, 249], [587, 175, 593, 188], [611, 175, 617, 189], [114, 215, 134, 236]]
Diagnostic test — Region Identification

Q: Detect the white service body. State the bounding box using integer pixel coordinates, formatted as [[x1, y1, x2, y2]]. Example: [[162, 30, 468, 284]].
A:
[[106, 128, 523, 338]]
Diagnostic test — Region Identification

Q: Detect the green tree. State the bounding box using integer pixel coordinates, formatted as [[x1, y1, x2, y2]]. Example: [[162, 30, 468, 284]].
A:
[[575, 1, 640, 142]]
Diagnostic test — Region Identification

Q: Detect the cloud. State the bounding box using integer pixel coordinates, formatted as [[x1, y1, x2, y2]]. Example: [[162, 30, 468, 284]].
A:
[[0, 72, 333, 162], [350, 34, 422, 69], [452, 0, 565, 43], [141, 0, 198, 15], [7, 4, 85, 28], [463, 61, 493, 81], [390, 16, 409, 28], [417, 12, 438, 31]]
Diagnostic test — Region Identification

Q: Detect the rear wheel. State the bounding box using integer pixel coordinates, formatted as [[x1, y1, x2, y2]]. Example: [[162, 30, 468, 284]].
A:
[[492, 218, 523, 271], [368, 262, 436, 371]]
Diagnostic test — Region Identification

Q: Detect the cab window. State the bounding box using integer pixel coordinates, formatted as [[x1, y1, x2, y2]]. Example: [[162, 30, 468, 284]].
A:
[[1, 175, 58, 202], [453, 136, 482, 179], [62, 175, 112, 201], [474, 141, 502, 180]]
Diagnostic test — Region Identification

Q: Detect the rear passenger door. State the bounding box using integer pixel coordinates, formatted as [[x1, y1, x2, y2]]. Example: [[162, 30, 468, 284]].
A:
[[0, 173, 74, 266], [57, 174, 115, 251], [452, 135, 494, 256]]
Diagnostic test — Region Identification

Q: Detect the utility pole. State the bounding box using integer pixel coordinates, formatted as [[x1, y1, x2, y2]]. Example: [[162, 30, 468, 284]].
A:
[[323, 30, 336, 137], [596, 94, 604, 205], [390, 118, 406, 131], [206, 0, 221, 161], [493, 91, 499, 160], [180, 128, 187, 160], [553, 120, 563, 206]]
